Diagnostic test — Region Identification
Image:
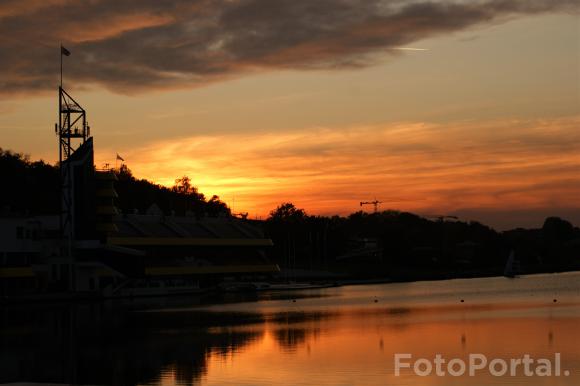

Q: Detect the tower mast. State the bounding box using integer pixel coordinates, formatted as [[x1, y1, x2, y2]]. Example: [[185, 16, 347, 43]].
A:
[[56, 45, 90, 290]]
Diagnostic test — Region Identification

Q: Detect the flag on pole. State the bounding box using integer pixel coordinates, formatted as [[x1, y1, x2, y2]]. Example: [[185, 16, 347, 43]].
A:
[[116, 153, 125, 162], [61, 45, 71, 56]]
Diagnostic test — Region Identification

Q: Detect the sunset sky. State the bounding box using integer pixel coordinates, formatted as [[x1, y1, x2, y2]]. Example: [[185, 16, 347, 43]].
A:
[[0, 0, 578, 229]]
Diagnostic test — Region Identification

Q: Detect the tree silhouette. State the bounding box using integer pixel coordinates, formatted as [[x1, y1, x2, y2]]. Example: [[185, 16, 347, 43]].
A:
[[173, 175, 198, 195], [268, 203, 307, 222]]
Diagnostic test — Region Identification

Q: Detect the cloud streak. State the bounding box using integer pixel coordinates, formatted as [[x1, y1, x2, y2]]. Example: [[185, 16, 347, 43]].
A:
[[0, 0, 576, 95]]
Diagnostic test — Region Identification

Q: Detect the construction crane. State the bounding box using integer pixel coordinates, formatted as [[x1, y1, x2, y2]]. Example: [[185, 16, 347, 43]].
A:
[[360, 200, 383, 213], [424, 215, 459, 222], [359, 198, 415, 213]]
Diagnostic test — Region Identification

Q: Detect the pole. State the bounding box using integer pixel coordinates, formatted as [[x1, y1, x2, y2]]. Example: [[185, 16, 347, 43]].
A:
[[60, 43, 63, 88]]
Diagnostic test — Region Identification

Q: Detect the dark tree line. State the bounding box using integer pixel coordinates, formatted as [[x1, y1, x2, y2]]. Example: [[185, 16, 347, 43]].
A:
[[0, 149, 230, 217], [115, 165, 230, 217], [0, 149, 60, 215], [265, 203, 580, 280]]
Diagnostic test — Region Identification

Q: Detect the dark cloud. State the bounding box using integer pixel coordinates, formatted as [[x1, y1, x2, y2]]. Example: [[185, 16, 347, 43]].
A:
[[0, 0, 576, 95]]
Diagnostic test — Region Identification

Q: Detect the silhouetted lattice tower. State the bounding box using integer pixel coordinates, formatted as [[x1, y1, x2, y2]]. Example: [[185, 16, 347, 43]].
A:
[[55, 46, 93, 257], [57, 87, 91, 240]]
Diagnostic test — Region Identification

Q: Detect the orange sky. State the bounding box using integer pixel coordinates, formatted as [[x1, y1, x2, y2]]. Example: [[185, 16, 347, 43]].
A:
[[0, 1, 578, 229], [114, 117, 580, 225]]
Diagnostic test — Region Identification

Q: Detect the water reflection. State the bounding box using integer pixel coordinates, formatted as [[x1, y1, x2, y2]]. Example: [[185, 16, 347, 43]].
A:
[[0, 303, 266, 385], [1, 273, 579, 385]]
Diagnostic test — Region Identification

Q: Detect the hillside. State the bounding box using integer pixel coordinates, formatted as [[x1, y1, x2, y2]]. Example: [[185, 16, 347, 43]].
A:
[[0, 148, 230, 217]]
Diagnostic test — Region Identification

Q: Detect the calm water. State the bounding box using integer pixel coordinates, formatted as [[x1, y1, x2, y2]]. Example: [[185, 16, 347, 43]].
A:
[[1, 272, 580, 385]]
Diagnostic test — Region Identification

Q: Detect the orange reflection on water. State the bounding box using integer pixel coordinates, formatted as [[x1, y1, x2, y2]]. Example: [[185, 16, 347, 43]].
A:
[[198, 307, 580, 386]]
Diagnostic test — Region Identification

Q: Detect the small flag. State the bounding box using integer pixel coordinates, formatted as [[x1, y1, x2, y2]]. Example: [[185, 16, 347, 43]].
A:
[[61, 45, 71, 56], [116, 153, 124, 162]]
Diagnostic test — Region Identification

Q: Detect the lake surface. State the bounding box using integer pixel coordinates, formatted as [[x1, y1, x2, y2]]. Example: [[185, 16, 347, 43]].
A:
[[1, 272, 580, 385]]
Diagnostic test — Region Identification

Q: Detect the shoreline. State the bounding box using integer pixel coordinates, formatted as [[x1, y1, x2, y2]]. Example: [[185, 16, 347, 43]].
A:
[[2, 268, 579, 307]]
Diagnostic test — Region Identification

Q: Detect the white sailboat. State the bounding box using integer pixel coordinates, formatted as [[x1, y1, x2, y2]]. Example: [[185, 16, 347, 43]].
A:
[[503, 250, 521, 278]]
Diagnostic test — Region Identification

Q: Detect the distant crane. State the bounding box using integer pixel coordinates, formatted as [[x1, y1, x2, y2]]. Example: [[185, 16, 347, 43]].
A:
[[423, 215, 459, 260], [360, 198, 419, 213], [424, 215, 459, 222], [360, 200, 383, 213]]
